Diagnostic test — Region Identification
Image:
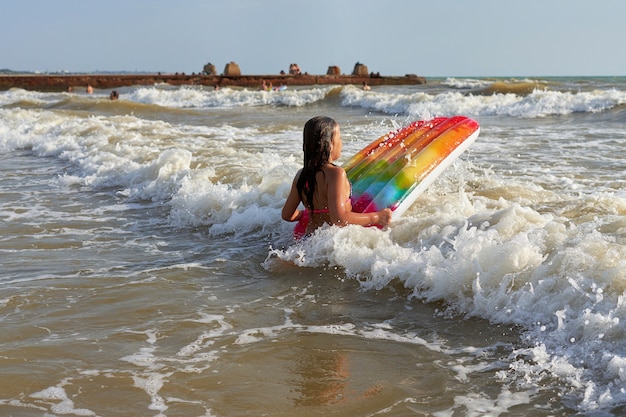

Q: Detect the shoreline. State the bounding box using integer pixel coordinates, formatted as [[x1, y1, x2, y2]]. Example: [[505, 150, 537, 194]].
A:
[[0, 73, 426, 92]]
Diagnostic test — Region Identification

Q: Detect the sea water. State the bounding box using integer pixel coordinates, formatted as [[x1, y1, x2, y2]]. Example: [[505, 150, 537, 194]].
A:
[[1, 77, 626, 416]]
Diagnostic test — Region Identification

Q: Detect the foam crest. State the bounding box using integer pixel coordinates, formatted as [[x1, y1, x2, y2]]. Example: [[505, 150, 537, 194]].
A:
[[1, 107, 273, 202], [168, 147, 299, 236], [340, 84, 626, 119], [0, 106, 304, 246], [0, 87, 64, 106], [126, 85, 333, 108], [442, 77, 493, 89]]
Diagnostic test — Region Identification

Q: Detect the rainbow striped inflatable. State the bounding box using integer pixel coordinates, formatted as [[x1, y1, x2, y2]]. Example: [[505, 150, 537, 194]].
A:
[[344, 115, 480, 218], [293, 116, 479, 237]]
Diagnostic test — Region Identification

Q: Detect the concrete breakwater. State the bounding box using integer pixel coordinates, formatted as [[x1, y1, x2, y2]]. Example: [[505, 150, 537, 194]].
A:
[[0, 73, 426, 92]]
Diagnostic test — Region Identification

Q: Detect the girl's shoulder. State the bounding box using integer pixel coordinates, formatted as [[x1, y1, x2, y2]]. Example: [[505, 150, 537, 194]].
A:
[[321, 164, 347, 181], [322, 163, 343, 173]]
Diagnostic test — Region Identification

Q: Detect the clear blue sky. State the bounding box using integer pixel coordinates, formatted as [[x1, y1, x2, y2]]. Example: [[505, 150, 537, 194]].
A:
[[2, 0, 624, 77]]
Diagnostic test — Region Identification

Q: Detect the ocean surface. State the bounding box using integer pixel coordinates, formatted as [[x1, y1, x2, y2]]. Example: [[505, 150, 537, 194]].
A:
[[1, 76, 626, 417]]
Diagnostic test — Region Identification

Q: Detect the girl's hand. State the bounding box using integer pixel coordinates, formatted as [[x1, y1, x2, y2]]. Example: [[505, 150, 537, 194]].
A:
[[376, 208, 392, 227]]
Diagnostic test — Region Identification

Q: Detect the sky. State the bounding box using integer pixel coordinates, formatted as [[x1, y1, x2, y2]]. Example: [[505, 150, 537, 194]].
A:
[[1, 0, 625, 77]]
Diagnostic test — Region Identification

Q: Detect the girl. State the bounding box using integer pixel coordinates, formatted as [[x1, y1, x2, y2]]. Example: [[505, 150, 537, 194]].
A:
[[282, 116, 392, 237]]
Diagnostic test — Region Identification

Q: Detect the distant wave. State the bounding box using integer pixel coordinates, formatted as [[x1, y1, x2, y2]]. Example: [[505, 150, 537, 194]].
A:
[[339, 84, 626, 119], [0, 88, 61, 107], [127, 85, 334, 108], [442, 77, 493, 89], [443, 78, 549, 95], [3, 83, 626, 120], [0, 85, 336, 110], [470, 80, 549, 96]]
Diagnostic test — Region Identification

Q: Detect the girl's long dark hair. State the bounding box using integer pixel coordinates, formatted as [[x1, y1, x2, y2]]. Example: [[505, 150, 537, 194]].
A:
[[296, 116, 337, 211]]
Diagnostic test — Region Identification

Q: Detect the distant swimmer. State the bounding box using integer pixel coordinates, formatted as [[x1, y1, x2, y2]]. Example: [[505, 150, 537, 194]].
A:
[[109, 90, 119, 100], [362, 82, 371, 91], [86, 84, 93, 94]]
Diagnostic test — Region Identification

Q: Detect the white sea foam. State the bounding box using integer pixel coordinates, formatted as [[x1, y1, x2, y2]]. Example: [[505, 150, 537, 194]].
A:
[[127, 85, 333, 108], [31, 381, 96, 416], [0, 87, 63, 106], [339, 84, 626, 119], [442, 77, 493, 89]]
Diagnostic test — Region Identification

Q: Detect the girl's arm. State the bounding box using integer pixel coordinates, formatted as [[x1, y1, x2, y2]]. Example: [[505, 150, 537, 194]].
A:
[[281, 173, 303, 222], [326, 167, 392, 227]]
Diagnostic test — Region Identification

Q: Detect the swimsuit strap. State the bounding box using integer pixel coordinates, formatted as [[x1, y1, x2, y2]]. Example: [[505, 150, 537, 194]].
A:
[[308, 208, 329, 214]]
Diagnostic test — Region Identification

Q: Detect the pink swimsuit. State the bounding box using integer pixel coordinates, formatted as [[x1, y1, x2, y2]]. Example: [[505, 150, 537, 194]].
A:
[[293, 174, 352, 239]]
